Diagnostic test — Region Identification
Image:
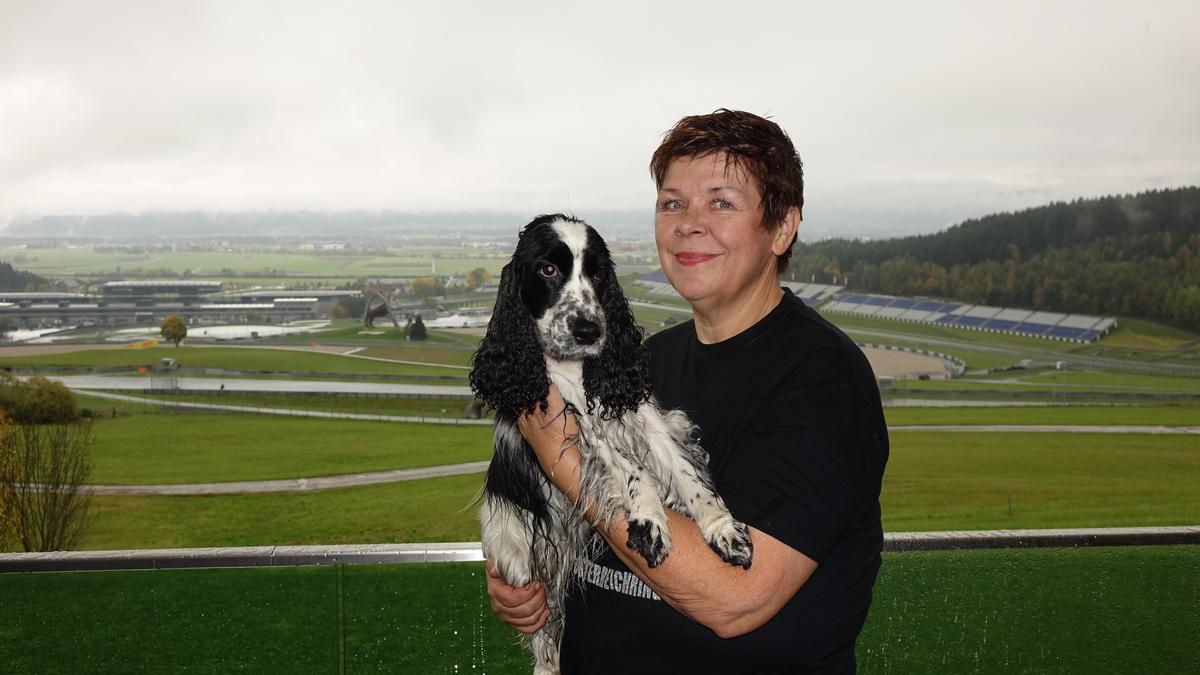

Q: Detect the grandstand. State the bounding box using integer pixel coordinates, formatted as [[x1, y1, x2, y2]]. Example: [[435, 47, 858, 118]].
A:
[[821, 292, 1116, 342]]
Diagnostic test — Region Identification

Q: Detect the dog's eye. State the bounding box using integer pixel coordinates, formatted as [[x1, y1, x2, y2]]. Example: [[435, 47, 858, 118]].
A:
[[538, 264, 559, 278], [592, 269, 605, 282]]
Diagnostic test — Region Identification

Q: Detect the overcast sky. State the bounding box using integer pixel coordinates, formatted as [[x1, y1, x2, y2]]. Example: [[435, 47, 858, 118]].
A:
[[1, 0, 1197, 239]]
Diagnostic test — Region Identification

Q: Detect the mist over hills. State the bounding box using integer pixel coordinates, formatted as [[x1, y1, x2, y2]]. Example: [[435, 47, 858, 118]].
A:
[[2, 209, 655, 240]]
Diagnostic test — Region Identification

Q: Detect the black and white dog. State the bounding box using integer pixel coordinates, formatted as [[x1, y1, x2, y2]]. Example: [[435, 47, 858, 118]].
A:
[[470, 214, 753, 674]]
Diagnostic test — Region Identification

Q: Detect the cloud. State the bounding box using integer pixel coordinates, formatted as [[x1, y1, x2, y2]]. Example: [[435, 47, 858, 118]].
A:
[[1, 0, 1197, 235]]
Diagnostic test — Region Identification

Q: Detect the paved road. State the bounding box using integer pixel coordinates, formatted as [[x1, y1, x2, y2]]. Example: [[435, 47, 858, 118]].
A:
[[890, 424, 1200, 434], [79, 390, 490, 426], [86, 460, 492, 495], [53, 374, 473, 397]]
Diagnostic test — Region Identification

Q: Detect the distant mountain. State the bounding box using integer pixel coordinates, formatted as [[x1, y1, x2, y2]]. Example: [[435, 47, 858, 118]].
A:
[[791, 186, 1200, 330], [1, 209, 654, 240]]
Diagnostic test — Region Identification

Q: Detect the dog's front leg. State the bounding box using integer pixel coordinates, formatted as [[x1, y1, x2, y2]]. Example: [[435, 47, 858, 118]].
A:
[[590, 436, 673, 568], [650, 409, 754, 570]]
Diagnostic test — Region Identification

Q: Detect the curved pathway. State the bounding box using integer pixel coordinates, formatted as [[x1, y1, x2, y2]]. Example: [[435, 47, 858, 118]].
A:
[[85, 460, 491, 496], [75, 390, 489, 425]]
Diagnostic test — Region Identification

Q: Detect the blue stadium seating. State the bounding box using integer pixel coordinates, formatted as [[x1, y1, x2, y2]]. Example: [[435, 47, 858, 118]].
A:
[[819, 291, 1110, 343], [983, 319, 1018, 331], [1013, 322, 1052, 334], [1046, 326, 1087, 340]]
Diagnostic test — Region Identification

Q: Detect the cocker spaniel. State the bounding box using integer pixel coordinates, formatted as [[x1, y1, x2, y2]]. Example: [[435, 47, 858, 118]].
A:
[[470, 214, 753, 674]]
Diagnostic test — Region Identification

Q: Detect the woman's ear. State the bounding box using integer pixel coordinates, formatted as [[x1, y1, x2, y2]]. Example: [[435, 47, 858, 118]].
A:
[[772, 206, 802, 256]]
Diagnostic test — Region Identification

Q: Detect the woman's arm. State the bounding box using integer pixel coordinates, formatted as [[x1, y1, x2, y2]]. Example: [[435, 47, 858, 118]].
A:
[[519, 384, 818, 638]]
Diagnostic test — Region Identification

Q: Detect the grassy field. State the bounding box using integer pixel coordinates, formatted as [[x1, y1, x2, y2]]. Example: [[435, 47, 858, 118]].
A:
[[86, 414, 491, 484], [882, 431, 1200, 532], [28, 427, 1194, 551], [79, 474, 485, 549], [1, 246, 510, 279], [2, 547, 1195, 674]]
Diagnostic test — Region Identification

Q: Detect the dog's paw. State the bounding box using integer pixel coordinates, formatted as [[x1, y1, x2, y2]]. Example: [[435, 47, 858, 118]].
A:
[[626, 518, 671, 568], [706, 519, 753, 570]]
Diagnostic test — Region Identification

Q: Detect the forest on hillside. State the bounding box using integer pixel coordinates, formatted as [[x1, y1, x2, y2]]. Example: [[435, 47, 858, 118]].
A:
[[790, 187, 1200, 331], [0, 262, 49, 292]]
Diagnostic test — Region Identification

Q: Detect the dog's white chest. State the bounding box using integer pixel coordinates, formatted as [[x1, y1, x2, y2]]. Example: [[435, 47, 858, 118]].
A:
[[545, 357, 586, 409]]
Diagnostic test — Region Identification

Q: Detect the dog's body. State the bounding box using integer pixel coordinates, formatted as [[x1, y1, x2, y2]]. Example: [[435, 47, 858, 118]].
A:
[[471, 215, 752, 674]]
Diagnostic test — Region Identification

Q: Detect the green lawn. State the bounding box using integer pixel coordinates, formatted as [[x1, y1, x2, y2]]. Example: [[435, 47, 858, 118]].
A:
[[86, 413, 491, 484], [25, 428, 1193, 551], [1, 547, 1195, 674], [79, 474, 485, 550], [2, 246, 509, 278], [882, 431, 1200, 532]]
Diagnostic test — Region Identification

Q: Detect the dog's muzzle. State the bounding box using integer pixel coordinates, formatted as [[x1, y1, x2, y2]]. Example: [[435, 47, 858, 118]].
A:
[[569, 316, 603, 346]]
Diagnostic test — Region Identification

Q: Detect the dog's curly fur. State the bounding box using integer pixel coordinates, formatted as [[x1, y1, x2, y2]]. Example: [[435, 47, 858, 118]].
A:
[[471, 214, 752, 675]]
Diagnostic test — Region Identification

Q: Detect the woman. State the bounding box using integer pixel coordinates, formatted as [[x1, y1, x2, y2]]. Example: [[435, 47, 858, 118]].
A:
[[489, 110, 889, 673]]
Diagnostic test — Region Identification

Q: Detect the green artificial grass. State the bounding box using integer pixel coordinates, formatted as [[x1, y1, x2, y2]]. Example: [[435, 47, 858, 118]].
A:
[[86, 413, 492, 484], [857, 545, 1200, 673], [1, 547, 1195, 674]]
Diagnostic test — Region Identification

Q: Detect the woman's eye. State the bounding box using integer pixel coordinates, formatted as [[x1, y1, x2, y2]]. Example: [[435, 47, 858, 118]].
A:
[[714, 199, 734, 209], [658, 199, 682, 211], [538, 264, 558, 278]]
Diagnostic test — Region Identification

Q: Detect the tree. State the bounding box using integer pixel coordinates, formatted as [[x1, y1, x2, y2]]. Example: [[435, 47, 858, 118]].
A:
[[408, 314, 428, 341], [160, 314, 187, 347], [465, 267, 492, 289], [0, 414, 14, 549], [0, 373, 77, 424], [0, 413, 94, 552]]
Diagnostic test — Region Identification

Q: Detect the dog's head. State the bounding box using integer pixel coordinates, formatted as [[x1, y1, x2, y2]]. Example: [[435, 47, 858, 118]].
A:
[[470, 214, 651, 419]]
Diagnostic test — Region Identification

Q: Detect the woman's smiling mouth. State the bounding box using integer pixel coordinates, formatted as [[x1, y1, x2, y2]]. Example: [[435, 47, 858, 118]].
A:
[[675, 252, 719, 266]]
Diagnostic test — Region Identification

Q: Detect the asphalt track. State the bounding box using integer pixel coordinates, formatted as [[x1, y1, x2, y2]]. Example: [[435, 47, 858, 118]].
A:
[[54, 374, 474, 397]]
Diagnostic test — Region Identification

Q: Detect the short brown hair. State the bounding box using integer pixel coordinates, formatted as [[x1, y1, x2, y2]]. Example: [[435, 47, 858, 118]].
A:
[[650, 109, 804, 272]]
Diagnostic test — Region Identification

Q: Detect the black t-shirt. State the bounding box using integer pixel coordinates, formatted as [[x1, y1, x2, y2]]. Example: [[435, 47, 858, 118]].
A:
[[560, 289, 889, 674]]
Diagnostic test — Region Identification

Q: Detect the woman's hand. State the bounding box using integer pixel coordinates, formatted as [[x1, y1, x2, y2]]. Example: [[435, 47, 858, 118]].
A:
[[516, 383, 584, 500], [485, 561, 550, 634]]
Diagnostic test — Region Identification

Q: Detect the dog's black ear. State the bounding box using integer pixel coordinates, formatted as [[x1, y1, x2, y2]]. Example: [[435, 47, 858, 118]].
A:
[[583, 257, 652, 420], [470, 256, 549, 417]]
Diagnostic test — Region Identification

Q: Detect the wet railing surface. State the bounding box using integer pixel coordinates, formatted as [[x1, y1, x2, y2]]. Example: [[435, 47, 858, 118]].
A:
[[1, 535, 1197, 673]]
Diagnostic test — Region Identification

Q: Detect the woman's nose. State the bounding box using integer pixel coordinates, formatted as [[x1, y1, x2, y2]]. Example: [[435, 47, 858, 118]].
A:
[[674, 206, 707, 237]]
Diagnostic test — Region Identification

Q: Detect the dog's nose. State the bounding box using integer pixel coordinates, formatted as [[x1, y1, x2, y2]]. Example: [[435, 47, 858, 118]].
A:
[[569, 317, 602, 345]]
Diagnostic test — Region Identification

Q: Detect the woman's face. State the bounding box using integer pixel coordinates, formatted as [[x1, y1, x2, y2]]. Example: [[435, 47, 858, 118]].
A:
[[654, 153, 791, 313]]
